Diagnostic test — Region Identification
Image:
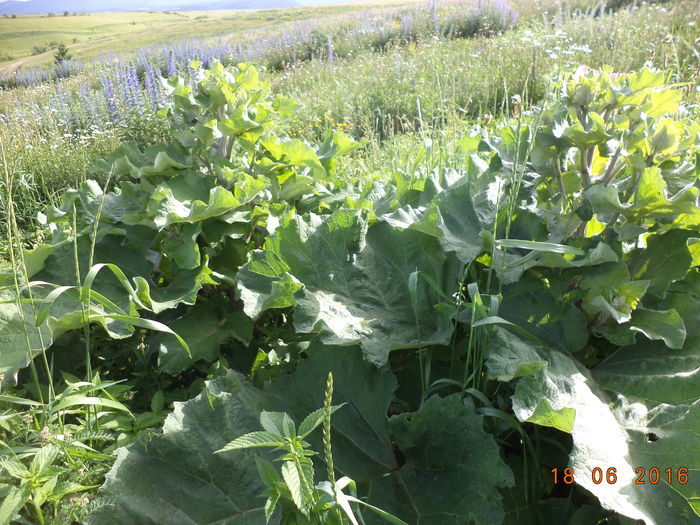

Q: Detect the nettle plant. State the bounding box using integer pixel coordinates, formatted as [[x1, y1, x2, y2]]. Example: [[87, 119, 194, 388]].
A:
[[216, 373, 405, 525]]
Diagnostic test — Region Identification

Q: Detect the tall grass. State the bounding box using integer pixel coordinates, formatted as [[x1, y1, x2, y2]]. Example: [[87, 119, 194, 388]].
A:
[[279, 0, 699, 141]]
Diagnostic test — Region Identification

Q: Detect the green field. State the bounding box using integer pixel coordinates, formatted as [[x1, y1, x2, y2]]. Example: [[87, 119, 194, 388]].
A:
[[0, 0, 415, 69]]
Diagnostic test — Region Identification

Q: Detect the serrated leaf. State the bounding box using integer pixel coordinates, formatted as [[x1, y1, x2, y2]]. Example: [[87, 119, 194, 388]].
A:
[[30, 445, 59, 476], [297, 408, 326, 441], [281, 460, 312, 515], [217, 431, 284, 452], [0, 485, 29, 525], [297, 404, 343, 439], [264, 493, 279, 524], [255, 457, 280, 488], [259, 411, 289, 436], [0, 460, 30, 480], [280, 412, 296, 438]]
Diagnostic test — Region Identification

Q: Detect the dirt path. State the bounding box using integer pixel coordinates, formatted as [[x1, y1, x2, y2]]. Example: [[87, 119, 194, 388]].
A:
[[1, 60, 26, 76]]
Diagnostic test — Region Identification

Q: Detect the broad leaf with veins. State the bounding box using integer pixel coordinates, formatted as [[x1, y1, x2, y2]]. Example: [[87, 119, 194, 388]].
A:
[[488, 326, 700, 524], [238, 209, 459, 365]]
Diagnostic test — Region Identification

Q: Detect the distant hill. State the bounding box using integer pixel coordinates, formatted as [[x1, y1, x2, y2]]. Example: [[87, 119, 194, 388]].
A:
[[0, 0, 301, 15]]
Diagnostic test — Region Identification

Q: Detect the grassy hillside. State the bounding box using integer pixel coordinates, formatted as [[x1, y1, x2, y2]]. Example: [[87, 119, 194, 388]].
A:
[[0, 0, 415, 68]]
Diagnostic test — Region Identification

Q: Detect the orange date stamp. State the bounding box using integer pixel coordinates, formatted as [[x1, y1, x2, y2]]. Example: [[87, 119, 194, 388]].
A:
[[551, 467, 689, 485]]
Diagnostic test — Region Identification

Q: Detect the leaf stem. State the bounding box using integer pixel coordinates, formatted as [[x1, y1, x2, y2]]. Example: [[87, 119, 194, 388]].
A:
[[601, 144, 622, 186]]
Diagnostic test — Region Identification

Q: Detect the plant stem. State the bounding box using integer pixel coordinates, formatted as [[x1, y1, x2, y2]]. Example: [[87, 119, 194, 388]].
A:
[[1, 139, 52, 404], [601, 144, 622, 186], [323, 373, 343, 524], [579, 148, 591, 188]]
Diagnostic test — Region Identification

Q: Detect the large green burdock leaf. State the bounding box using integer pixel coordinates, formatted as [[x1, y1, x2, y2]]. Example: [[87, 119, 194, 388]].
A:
[[627, 307, 686, 349], [497, 274, 588, 353], [0, 289, 51, 385], [238, 209, 459, 365], [627, 167, 700, 228], [262, 137, 327, 179], [381, 178, 494, 264], [264, 343, 397, 480], [88, 371, 270, 525], [497, 241, 619, 286], [595, 335, 700, 523], [627, 230, 694, 296], [95, 142, 191, 180], [0, 232, 160, 384], [151, 299, 253, 374], [620, 401, 700, 523], [426, 181, 489, 264], [0, 228, 217, 382], [90, 345, 397, 524], [487, 326, 700, 524], [594, 339, 700, 406], [366, 394, 514, 525], [580, 261, 649, 325], [149, 183, 242, 228], [32, 235, 154, 314]]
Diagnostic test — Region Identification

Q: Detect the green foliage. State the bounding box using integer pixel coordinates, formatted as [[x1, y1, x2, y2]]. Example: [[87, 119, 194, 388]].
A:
[[0, 60, 359, 384], [237, 210, 459, 366], [215, 372, 405, 525], [53, 43, 72, 64], [0, 374, 136, 524], [2, 57, 700, 524], [86, 346, 401, 524]]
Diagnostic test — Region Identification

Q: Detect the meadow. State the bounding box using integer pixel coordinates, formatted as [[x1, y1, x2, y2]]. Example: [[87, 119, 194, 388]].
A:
[[0, 0, 699, 523], [0, 2, 423, 69]]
